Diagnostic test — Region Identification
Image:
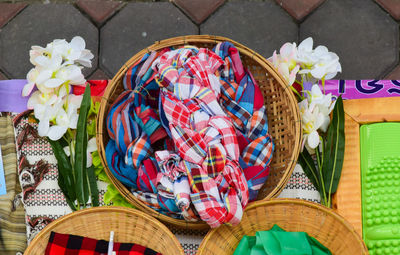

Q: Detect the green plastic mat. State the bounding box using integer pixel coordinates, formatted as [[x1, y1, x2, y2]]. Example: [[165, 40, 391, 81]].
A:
[[361, 122, 400, 255]]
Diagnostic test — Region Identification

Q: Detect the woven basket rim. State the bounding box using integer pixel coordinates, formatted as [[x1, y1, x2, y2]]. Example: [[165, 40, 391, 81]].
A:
[[24, 206, 184, 255], [96, 34, 301, 229], [197, 198, 369, 254]]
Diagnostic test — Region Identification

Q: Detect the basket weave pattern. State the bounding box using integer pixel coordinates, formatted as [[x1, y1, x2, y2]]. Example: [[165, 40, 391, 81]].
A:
[[24, 207, 184, 255], [197, 199, 368, 255], [97, 35, 301, 228]]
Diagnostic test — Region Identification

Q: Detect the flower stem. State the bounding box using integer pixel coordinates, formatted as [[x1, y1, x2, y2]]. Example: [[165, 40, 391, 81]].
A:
[[315, 147, 328, 206]]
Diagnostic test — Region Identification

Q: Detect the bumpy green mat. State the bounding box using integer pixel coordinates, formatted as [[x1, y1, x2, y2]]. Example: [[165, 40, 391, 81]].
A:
[[361, 122, 400, 255]]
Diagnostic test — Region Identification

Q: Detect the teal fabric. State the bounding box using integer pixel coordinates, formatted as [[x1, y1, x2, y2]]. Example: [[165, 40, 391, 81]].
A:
[[233, 225, 332, 255]]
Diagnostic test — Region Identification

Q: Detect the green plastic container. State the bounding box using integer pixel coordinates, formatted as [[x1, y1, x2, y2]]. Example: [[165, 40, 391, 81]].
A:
[[361, 122, 400, 255]]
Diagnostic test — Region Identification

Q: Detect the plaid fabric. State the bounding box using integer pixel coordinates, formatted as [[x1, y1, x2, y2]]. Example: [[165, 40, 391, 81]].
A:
[[155, 151, 197, 221], [45, 232, 161, 255], [105, 43, 274, 227], [215, 42, 275, 201], [155, 48, 249, 227]]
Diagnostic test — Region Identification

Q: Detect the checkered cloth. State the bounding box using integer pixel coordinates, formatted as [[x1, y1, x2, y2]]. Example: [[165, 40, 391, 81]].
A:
[[105, 43, 274, 228], [45, 232, 161, 255], [215, 42, 274, 200]]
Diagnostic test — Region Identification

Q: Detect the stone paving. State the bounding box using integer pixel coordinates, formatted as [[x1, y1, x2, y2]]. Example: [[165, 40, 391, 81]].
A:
[[0, 0, 400, 80]]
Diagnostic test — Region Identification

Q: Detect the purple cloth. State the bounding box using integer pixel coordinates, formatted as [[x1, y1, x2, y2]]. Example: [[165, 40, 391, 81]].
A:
[[0, 79, 29, 113], [318, 80, 400, 100]]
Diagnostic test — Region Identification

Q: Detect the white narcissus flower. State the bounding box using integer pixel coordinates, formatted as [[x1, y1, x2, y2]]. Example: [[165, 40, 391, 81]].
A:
[[308, 84, 335, 132], [297, 37, 318, 67], [47, 94, 82, 141], [24, 36, 93, 98], [49, 36, 93, 67], [23, 68, 42, 96], [299, 99, 325, 152], [297, 37, 342, 82], [34, 86, 83, 141], [55, 65, 86, 85], [269, 42, 300, 86], [276, 62, 300, 87], [34, 53, 65, 90], [68, 36, 94, 67]]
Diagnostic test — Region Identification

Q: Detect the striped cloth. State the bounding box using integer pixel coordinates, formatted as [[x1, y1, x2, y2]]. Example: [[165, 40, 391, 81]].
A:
[[0, 113, 27, 255]]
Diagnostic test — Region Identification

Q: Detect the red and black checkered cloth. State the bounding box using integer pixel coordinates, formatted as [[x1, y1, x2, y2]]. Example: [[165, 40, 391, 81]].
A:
[[45, 232, 162, 255]]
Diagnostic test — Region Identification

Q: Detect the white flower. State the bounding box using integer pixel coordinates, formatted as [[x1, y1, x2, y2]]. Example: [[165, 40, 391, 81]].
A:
[[297, 37, 342, 82], [23, 68, 40, 96], [311, 50, 341, 80], [29, 46, 47, 66], [34, 53, 66, 90], [27, 91, 57, 109], [55, 65, 86, 85], [297, 37, 318, 66], [63, 138, 97, 167], [34, 97, 64, 139], [52, 36, 94, 67], [276, 62, 300, 87], [34, 88, 82, 141], [307, 85, 335, 132], [24, 36, 93, 98], [299, 99, 325, 151], [269, 42, 300, 86]]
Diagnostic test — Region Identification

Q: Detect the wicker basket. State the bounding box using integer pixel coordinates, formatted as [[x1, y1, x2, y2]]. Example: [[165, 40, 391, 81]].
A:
[[97, 35, 301, 229], [24, 207, 184, 255], [197, 199, 368, 255]]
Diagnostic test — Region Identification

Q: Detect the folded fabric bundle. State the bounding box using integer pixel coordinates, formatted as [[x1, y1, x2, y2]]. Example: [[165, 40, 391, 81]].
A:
[[45, 231, 161, 255], [105, 42, 274, 227], [233, 225, 332, 255]]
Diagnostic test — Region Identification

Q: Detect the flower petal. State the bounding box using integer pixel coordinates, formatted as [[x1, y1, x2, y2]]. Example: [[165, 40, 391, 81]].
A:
[[36, 70, 53, 85], [86, 151, 93, 168], [298, 37, 313, 52], [47, 125, 68, 141], [63, 146, 71, 157], [319, 116, 330, 133], [27, 92, 43, 110], [310, 66, 326, 80], [70, 36, 85, 51], [87, 138, 97, 153], [38, 118, 50, 137], [307, 131, 320, 149], [44, 78, 65, 88], [22, 82, 35, 97]]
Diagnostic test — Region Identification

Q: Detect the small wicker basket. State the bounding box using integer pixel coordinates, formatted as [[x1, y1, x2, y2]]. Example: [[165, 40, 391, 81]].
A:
[[97, 35, 301, 229], [24, 207, 184, 255], [197, 199, 368, 255]]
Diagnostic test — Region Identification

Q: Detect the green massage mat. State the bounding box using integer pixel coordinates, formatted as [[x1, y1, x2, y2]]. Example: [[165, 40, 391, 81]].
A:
[[361, 122, 400, 255]]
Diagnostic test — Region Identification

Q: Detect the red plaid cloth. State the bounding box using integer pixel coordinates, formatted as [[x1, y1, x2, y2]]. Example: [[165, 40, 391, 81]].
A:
[[155, 47, 249, 227], [45, 232, 161, 255]]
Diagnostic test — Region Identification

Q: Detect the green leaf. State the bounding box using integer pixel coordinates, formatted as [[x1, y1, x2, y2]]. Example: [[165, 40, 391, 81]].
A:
[[87, 100, 99, 137], [74, 84, 91, 206], [82, 166, 89, 205], [87, 165, 99, 207], [299, 149, 321, 192], [323, 95, 345, 194], [48, 138, 77, 211]]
